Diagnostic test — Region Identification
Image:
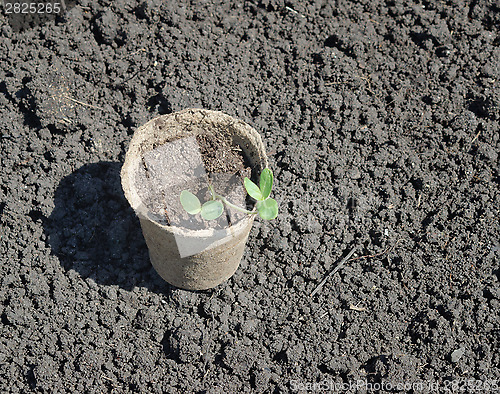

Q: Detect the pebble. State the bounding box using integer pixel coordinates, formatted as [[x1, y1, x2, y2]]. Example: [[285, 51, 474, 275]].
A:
[[451, 347, 465, 363], [349, 167, 361, 179]]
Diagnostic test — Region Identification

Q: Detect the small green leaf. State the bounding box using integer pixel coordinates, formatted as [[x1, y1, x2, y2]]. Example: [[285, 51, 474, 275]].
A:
[[180, 190, 201, 214], [201, 200, 224, 220], [244, 177, 264, 201], [259, 168, 273, 199], [256, 198, 278, 220]]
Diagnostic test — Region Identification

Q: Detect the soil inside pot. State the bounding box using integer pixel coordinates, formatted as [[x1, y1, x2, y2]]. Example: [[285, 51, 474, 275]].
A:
[[134, 130, 253, 230]]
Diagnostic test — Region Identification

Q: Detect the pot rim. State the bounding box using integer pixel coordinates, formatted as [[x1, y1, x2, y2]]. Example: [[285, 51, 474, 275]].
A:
[[121, 108, 267, 239]]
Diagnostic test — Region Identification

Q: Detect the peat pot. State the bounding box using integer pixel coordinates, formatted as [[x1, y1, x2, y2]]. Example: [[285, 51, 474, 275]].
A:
[[121, 109, 268, 290]]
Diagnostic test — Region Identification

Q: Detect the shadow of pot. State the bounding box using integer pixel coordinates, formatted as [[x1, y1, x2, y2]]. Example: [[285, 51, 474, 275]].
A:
[[45, 161, 167, 292], [121, 109, 268, 290]]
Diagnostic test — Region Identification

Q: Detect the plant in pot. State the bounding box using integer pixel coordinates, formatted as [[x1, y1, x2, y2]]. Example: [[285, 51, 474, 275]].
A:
[[180, 167, 277, 221], [121, 108, 278, 290]]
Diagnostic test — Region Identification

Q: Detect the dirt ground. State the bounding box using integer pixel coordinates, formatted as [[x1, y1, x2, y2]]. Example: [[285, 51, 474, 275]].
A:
[[0, 0, 499, 392]]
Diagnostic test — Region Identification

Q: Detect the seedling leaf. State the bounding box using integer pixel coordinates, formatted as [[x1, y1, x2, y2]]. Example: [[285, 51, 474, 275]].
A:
[[256, 198, 278, 220], [259, 168, 273, 199], [180, 190, 201, 214], [201, 200, 224, 220], [244, 177, 263, 201]]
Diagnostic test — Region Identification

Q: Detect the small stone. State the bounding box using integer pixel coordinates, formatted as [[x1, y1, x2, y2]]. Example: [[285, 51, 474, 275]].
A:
[[349, 167, 361, 179], [450, 347, 465, 363], [94, 10, 119, 45], [255, 101, 270, 115], [240, 319, 258, 334]]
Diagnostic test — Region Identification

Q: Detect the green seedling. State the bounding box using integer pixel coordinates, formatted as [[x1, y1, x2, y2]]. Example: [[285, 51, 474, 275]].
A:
[[180, 168, 278, 221]]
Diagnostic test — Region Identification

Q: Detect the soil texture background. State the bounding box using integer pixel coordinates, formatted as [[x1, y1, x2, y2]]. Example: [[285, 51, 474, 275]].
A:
[[0, 0, 499, 392]]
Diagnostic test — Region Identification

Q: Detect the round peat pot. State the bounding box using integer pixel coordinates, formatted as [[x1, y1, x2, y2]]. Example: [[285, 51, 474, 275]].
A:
[[121, 109, 268, 290]]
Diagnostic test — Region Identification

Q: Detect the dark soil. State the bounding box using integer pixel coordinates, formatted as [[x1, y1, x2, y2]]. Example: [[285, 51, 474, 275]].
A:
[[196, 132, 249, 175], [0, 0, 499, 392]]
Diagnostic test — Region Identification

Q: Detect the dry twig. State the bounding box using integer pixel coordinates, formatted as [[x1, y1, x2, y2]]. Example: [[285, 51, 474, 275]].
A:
[[310, 247, 356, 297], [62, 94, 105, 111], [349, 304, 366, 312], [310, 238, 401, 297]]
